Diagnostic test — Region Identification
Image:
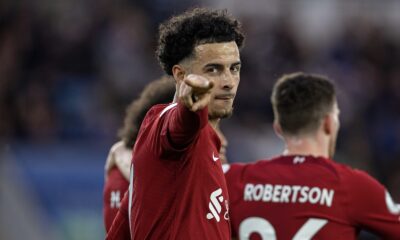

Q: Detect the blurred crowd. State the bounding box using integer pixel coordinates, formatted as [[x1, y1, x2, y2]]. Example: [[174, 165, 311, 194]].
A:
[[1, 0, 399, 201]]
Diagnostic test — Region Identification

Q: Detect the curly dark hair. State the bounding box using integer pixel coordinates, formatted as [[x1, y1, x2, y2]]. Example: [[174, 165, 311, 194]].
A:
[[118, 76, 175, 148], [271, 72, 336, 135], [156, 8, 245, 75]]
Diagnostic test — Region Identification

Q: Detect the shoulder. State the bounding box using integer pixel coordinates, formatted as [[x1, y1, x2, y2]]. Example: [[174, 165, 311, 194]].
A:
[[330, 162, 380, 187], [144, 103, 173, 120], [305, 157, 364, 181], [317, 160, 385, 192], [223, 163, 246, 176], [110, 141, 126, 153], [333, 163, 388, 211], [105, 141, 125, 174], [139, 103, 174, 130], [223, 159, 270, 180], [109, 141, 131, 167], [158, 102, 178, 117]]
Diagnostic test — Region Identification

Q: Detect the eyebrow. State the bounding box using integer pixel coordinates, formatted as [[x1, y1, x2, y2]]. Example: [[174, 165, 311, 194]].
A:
[[204, 61, 241, 69], [231, 61, 241, 67]]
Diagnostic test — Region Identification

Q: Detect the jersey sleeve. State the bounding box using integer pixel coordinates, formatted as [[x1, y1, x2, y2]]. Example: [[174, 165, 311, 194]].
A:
[[106, 191, 130, 240], [160, 102, 208, 152], [346, 169, 400, 239]]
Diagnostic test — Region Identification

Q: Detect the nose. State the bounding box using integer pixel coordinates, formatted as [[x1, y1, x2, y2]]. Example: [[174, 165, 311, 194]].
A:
[[221, 71, 235, 90]]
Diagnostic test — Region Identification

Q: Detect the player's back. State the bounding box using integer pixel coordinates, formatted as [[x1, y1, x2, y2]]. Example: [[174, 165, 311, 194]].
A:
[[225, 155, 400, 240]]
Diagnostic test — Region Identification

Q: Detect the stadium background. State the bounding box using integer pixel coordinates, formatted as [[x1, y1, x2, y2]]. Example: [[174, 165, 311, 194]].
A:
[[0, 0, 399, 239]]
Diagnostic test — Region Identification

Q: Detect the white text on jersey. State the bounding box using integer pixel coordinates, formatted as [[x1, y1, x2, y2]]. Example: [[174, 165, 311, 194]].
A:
[[244, 184, 335, 207], [110, 190, 121, 208]]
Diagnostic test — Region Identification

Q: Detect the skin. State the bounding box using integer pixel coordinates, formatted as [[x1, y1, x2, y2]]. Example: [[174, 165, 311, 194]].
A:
[[215, 125, 228, 164], [274, 101, 340, 159], [104, 141, 131, 180], [172, 41, 241, 129]]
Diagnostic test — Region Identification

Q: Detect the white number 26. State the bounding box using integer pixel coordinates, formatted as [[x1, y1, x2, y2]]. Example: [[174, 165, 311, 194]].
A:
[[239, 217, 328, 240]]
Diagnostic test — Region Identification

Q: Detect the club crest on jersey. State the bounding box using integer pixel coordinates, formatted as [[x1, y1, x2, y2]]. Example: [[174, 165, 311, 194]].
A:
[[224, 199, 229, 220], [207, 188, 224, 222]]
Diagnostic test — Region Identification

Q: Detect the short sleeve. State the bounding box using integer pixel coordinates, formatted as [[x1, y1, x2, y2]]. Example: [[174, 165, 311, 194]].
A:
[[346, 169, 400, 239]]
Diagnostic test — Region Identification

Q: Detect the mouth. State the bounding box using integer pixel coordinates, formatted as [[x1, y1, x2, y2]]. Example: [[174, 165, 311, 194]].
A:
[[215, 93, 235, 100]]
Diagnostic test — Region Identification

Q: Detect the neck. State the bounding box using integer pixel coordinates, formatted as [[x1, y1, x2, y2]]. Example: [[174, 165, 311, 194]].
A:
[[209, 118, 220, 129], [283, 134, 329, 159]]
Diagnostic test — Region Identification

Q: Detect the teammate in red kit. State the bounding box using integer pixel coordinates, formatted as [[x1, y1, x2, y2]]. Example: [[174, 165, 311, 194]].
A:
[[225, 72, 400, 239], [107, 8, 244, 240], [103, 76, 175, 231]]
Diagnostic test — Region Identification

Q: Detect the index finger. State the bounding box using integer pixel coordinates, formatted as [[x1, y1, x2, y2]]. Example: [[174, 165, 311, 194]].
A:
[[184, 74, 214, 91]]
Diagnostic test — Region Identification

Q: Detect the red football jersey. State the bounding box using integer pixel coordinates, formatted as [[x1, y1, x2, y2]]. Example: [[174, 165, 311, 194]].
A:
[[225, 155, 400, 239], [103, 141, 132, 232], [103, 167, 129, 232], [106, 190, 131, 240], [128, 103, 230, 239]]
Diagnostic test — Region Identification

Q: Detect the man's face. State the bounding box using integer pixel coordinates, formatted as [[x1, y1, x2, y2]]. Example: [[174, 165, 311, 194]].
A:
[[187, 41, 241, 119], [328, 101, 340, 158]]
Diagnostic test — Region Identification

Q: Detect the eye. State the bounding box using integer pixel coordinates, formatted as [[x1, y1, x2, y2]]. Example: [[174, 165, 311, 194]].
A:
[[231, 65, 241, 73], [206, 67, 218, 73]]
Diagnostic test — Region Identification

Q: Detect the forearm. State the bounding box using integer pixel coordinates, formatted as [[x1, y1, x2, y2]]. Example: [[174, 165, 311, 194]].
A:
[[165, 103, 208, 149]]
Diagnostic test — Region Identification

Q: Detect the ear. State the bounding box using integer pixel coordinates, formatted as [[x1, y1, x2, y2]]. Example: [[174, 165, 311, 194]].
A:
[[273, 120, 284, 139], [172, 64, 186, 83], [323, 114, 332, 135]]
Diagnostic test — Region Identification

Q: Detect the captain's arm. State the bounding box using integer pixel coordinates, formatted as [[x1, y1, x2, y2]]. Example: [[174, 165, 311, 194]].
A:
[[161, 103, 208, 151]]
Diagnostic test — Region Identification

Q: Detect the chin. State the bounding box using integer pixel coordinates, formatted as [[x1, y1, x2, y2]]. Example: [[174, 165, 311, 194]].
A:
[[209, 107, 233, 119]]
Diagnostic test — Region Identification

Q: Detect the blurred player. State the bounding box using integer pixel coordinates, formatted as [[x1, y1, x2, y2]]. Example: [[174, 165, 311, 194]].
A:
[[107, 7, 244, 240], [225, 72, 400, 239], [103, 76, 175, 231]]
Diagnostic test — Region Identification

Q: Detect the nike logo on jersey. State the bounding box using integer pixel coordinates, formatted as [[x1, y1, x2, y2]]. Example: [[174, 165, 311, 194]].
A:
[[212, 152, 219, 162], [206, 188, 224, 222], [386, 191, 400, 215]]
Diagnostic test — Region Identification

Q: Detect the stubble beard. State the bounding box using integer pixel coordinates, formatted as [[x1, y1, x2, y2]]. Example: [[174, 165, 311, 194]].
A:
[[209, 107, 234, 120]]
